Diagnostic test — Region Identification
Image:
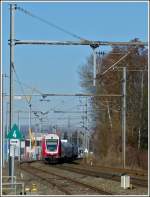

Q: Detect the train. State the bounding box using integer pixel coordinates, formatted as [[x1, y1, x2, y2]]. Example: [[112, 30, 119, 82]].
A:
[[41, 133, 78, 163]]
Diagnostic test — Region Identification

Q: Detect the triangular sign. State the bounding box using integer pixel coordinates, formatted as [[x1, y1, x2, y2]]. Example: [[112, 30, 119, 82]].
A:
[[7, 124, 23, 139]]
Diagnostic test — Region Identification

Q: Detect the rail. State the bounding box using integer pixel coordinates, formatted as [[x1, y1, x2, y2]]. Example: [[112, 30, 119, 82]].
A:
[[20, 163, 113, 195]]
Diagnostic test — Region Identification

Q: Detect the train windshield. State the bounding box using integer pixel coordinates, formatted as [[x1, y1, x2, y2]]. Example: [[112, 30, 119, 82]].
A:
[[46, 139, 58, 151]]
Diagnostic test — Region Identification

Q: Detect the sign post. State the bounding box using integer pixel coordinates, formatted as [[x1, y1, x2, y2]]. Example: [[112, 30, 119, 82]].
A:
[[11, 145, 15, 185], [7, 124, 23, 184]]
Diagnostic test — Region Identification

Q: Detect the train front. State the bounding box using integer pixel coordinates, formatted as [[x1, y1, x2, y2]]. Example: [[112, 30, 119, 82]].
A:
[[42, 134, 61, 163]]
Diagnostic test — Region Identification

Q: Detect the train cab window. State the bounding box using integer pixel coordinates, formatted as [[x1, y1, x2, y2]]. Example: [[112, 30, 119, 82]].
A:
[[80, 150, 83, 154], [46, 139, 58, 151]]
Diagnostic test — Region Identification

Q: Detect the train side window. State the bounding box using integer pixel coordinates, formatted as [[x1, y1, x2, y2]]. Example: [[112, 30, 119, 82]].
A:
[[25, 140, 30, 147], [36, 141, 41, 146]]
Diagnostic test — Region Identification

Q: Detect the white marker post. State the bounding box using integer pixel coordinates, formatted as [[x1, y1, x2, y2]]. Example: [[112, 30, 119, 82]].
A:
[[10, 139, 19, 185], [10, 144, 15, 185]]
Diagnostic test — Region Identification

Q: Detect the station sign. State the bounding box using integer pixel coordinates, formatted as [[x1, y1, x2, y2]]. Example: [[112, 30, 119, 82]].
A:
[[10, 139, 20, 157], [10, 144, 19, 157], [10, 139, 20, 147], [21, 141, 25, 148], [7, 124, 23, 140]]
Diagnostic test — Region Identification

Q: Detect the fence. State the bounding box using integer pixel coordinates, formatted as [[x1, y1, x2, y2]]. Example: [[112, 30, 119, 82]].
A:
[[2, 176, 24, 195]]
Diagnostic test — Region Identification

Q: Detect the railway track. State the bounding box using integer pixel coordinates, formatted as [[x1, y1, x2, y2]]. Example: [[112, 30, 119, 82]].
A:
[[71, 159, 147, 177], [54, 163, 148, 188], [20, 163, 113, 195], [89, 164, 148, 177], [20, 160, 148, 187]]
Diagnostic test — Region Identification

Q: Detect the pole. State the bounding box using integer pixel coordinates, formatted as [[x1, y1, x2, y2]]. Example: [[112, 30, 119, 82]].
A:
[[11, 145, 15, 186], [2, 74, 5, 168], [98, 52, 103, 74], [40, 119, 42, 132], [138, 71, 144, 150], [29, 104, 32, 150], [85, 97, 88, 151], [2, 74, 5, 167], [18, 111, 20, 130], [6, 102, 9, 162], [68, 117, 71, 142], [17, 111, 21, 161], [93, 48, 97, 86], [82, 101, 85, 150], [138, 128, 141, 150], [122, 67, 126, 168], [77, 130, 79, 147], [9, 3, 15, 176]]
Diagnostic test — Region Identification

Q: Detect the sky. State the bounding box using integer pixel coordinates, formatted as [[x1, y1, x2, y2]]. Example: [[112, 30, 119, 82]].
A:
[[2, 1, 148, 129]]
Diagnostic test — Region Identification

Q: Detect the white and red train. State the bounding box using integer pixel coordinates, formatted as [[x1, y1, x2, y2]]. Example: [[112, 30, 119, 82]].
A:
[[41, 133, 78, 163]]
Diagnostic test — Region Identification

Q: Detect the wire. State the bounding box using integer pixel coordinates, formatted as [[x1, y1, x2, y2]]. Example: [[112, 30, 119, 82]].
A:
[[3, 74, 44, 95], [13, 65, 30, 105], [100, 52, 130, 77], [16, 5, 87, 41]]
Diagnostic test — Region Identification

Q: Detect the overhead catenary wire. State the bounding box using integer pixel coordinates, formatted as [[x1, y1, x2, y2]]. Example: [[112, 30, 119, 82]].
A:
[[13, 65, 31, 105], [97, 52, 130, 78], [16, 5, 87, 41], [3, 74, 44, 95], [99, 101, 120, 112], [4, 93, 122, 97]]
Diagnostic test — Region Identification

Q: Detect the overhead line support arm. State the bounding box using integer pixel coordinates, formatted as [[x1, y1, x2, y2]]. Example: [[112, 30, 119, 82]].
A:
[[14, 40, 148, 46]]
